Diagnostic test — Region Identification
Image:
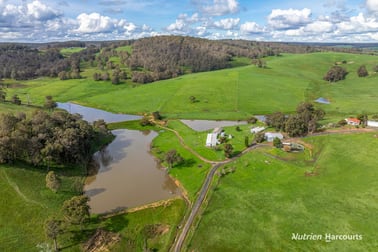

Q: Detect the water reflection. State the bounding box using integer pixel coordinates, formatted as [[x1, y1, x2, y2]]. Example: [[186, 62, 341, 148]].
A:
[[57, 102, 142, 123], [84, 129, 180, 214]]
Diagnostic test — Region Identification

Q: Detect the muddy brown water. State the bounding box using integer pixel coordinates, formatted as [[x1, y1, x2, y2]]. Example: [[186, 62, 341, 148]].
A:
[[57, 102, 179, 214], [85, 129, 179, 214]]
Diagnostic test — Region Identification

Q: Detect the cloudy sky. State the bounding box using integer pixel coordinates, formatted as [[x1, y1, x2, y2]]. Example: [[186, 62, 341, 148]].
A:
[[0, 0, 378, 42]]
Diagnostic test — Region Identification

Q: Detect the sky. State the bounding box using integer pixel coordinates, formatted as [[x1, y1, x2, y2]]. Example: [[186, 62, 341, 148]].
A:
[[0, 0, 378, 42]]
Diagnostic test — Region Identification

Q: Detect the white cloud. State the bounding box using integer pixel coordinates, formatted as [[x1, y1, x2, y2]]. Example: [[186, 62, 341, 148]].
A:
[[165, 13, 201, 34], [240, 21, 265, 34], [73, 13, 116, 33], [213, 18, 240, 29], [268, 8, 312, 30], [304, 21, 334, 33], [337, 13, 378, 33], [366, 0, 378, 13], [27, 0, 62, 20], [194, 0, 239, 16]]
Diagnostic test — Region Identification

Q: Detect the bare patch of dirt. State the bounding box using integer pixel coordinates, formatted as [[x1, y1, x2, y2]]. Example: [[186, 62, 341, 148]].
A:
[[83, 229, 121, 252]]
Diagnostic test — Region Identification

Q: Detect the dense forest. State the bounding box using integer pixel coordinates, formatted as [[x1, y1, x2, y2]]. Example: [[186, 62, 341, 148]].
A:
[[0, 44, 99, 80], [0, 36, 373, 83], [0, 110, 110, 168]]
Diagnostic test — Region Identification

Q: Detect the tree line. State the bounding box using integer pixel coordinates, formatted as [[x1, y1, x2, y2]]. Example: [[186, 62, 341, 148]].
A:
[[0, 36, 374, 83], [0, 109, 110, 167]]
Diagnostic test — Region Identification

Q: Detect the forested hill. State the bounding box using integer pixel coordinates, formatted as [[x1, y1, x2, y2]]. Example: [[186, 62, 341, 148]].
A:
[[0, 36, 371, 82]]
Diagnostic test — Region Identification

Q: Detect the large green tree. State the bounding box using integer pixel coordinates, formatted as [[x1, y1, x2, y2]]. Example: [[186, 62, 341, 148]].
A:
[[62, 195, 90, 230], [323, 65, 348, 82]]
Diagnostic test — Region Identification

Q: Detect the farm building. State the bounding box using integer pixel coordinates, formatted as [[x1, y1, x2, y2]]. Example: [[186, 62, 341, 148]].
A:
[[250, 126, 265, 134], [264, 132, 284, 142], [345, 118, 361, 126], [367, 121, 378, 127], [205, 127, 223, 147]]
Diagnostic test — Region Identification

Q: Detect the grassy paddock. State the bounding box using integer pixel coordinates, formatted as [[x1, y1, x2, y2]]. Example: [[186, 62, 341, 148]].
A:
[[3, 52, 377, 120], [187, 133, 378, 251], [0, 163, 84, 251], [103, 199, 186, 252]]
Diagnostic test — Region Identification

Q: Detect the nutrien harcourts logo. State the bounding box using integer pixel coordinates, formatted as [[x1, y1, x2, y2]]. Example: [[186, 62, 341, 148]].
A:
[[291, 233, 363, 243]]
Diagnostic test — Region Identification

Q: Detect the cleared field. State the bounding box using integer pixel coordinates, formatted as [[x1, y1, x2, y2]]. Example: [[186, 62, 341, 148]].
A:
[[4, 52, 378, 120], [0, 164, 83, 251], [188, 133, 378, 251]]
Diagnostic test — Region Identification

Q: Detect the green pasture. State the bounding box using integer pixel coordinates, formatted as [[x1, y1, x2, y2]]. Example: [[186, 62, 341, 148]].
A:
[[0, 163, 84, 251], [60, 47, 86, 57], [106, 199, 185, 252], [3, 52, 377, 119], [188, 133, 378, 251], [151, 128, 211, 201]]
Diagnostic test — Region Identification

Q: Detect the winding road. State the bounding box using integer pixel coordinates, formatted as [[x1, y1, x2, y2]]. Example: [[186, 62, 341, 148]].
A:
[[163, 122, 270, 252], [166, 126, 376, 252]]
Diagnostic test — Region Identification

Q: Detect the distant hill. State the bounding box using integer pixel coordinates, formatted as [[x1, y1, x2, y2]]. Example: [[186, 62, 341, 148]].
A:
[[0, 36, 374, 82]]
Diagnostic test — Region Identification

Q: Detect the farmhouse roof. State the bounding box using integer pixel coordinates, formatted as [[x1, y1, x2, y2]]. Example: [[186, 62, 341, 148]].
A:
[[345, 118, 361, 124]]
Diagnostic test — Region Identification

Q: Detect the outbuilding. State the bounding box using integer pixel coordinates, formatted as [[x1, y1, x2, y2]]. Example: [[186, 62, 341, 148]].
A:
[[367, 120, 378, 127], [264, 132, 284, 142], [250, 126, 265, 134]]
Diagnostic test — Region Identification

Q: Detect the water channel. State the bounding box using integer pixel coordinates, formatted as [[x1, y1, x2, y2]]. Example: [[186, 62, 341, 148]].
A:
[[57, 102, 179, 214]]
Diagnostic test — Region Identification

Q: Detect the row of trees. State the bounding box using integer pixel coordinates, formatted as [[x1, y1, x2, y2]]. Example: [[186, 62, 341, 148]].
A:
[[0, 109, 110, 167], [266, 102, 325, 137], [324, 64, 377, 82]]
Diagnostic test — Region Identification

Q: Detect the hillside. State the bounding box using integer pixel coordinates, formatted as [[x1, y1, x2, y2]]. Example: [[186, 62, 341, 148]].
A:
[[5, 51, 377, 119]]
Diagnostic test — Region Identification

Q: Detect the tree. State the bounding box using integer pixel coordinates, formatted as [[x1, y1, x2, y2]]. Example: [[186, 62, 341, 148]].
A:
[[273, 137, 282, 148], [164, 149, 183, 169], [266, 112, 286, 131], [224, 143, 233, 158], [62, 195, 90, 229], [111, 70, 120, 84], [152, 111, 162, 120], [357, 65, 368, 77], [323, 66, 348, 82], [58, 71, 69, 80], [45, 171, 61, 193], [45, 218, 62, 252], [11, 94, 21, 105], [0, 88, 6, 102], [247, 116, 258, 124], [244, 136, 249, 147], [373, 65, 378, 73], [44, 96, 57, 111], [189, 96, 197, 103], [254, 132, 265, 143]]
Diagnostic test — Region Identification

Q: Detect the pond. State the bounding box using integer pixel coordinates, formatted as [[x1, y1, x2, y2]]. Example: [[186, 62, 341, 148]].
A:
[[181, 119, 248, 131], [57, 102, 179, 214], [85, 129, 179, 214], [57, 102, 142, 123]]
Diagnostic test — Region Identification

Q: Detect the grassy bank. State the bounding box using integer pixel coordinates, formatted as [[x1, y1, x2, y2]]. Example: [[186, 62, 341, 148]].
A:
[[187, 133, 378, 251]]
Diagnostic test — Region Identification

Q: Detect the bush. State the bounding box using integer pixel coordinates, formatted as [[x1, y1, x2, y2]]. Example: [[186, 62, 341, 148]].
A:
[[323, 66, 348, 82], [357, 65, 368, 77]]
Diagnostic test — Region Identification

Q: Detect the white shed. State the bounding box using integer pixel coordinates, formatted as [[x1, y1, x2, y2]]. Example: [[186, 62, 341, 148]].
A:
[[250, 126, 265, 134], [367, 121, 378, 127], [264, 132, 284, 142]]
